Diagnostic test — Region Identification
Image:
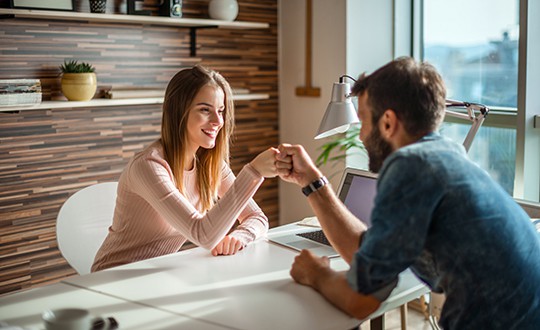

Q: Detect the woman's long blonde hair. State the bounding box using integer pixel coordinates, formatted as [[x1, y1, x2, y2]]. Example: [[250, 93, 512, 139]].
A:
[[160, 65, 234, 213]]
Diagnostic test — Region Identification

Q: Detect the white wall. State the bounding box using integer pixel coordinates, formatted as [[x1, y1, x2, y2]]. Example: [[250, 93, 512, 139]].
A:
[[344, 0, 395, 169], [278, 0, 347, 224], [278, 0, 394, 224], [345, 1, 394, 81]]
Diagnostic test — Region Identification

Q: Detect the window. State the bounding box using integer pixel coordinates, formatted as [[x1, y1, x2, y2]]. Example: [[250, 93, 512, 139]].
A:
[[423, 0, 519, 108], [421, 0, 520, 196]]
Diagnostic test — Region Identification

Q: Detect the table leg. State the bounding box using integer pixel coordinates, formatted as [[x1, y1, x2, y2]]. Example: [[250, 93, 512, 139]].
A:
[[400, 304, 408, 330], [370, 314, 385, 330]]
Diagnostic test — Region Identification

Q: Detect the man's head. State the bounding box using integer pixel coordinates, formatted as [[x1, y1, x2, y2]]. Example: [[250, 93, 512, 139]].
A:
[[351, 57, 446, 172]]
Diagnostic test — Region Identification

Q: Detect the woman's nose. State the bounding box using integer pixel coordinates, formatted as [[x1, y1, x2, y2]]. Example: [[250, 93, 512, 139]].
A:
[[210, 112, 223, 126]]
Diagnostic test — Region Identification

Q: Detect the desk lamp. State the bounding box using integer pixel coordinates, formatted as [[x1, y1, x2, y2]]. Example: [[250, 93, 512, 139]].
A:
[[316, 75, 489, 152], [315, 75, 359, 139]]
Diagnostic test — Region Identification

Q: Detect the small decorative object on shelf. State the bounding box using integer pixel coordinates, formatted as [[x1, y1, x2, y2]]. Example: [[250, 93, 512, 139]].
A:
[[0, 79, 42, 107], [208, 0, 238, 21], [10, 0, 74, 11], [89, 0, 107, 13], [159, 0, 182, 17], [59, 60, 97, 101], [127, 0, 151, 16]]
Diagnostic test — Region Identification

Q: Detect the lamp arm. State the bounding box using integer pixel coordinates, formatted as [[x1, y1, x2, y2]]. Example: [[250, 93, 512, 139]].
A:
[[461, 116, 486, 151], [444, 99, 489, 152]]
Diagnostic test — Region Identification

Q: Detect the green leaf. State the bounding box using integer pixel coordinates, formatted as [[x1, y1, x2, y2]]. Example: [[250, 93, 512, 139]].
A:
[[315, 124, 366, 167], [60, 60, 95, 73]]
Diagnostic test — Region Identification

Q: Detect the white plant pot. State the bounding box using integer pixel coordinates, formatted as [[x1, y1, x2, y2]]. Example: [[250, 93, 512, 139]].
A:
[[208, 0, 238, 21]]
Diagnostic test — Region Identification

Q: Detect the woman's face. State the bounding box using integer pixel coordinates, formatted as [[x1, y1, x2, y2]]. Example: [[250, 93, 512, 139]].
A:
[[186, 84, 225, 154]]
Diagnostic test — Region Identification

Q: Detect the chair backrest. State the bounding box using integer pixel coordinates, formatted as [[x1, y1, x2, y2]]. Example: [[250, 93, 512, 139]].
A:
[[56, 182, 118, 275]]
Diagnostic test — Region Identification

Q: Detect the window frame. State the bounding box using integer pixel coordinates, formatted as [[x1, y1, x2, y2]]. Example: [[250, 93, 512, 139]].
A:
[[393, 0, 540, 202]]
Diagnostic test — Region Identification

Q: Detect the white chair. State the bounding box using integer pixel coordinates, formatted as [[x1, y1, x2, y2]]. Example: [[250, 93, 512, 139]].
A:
[[56, 182, 118, 275]]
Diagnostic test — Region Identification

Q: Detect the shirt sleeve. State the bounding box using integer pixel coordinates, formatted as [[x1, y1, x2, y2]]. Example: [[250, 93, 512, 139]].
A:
[[218, 164, 269, 246], [347, 154, 444, 297], [128, 154, 264, 250]]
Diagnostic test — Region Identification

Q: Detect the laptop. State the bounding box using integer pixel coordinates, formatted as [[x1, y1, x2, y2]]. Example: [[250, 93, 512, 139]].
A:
[[269, 168, 378, 257]]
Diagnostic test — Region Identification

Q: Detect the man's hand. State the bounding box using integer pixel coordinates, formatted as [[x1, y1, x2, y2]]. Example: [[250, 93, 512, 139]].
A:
[[290, 249, 381, 320], [275, 143, 322, 187], [211, 235, 243, 256], [290, 249, 332, 288]]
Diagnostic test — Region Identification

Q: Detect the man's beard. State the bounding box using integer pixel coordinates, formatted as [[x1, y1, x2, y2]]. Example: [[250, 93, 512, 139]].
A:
[[364, 125, 393, 173]]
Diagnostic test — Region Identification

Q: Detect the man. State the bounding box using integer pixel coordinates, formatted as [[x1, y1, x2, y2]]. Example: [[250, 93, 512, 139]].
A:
[[275, 57, 540, 329]]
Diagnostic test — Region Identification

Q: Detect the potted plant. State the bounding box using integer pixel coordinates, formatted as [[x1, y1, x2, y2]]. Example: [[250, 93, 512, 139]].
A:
[[59, 60, 97, 101], [315, 124, 365, 167]]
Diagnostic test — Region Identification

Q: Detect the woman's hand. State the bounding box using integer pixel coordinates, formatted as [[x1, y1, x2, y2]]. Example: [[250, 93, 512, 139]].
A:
[[211, 235, 244, 256], [250, 147, 280, 178]]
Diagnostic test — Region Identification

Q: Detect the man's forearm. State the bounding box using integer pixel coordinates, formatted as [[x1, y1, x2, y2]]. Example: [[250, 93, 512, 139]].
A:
[[313, 269, 380, 320]]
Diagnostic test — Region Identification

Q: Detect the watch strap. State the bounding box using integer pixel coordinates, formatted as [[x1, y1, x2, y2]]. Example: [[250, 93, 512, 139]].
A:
[[301, 176, 329, 197]]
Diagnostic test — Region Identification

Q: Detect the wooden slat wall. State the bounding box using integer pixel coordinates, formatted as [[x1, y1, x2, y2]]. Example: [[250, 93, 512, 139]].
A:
[[0, 0, 278, 295]]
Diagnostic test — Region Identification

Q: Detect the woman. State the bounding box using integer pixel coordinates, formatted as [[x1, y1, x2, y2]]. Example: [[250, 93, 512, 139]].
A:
[[92, 65, 277, 271]]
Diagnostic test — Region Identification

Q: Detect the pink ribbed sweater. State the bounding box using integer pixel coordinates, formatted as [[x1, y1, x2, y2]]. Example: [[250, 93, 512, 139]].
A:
[[91, 141, 268, 272]]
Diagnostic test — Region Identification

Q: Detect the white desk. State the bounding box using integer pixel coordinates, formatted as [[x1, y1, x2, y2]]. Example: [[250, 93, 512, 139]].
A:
[[0, 282, 230, 329], [268, 223, 430, 329], [61, 240, 358, 330], [59, 223, 428, 330]]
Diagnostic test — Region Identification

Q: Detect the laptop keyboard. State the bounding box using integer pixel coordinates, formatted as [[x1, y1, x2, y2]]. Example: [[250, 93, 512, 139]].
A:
[[296, 230, 331, 246]]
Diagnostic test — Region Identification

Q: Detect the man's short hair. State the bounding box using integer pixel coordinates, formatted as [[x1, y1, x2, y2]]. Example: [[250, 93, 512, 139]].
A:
[[351, 57, 446, 137]]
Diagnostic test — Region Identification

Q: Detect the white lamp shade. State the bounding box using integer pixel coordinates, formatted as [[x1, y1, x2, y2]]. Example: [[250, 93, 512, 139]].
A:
[[315, 82, 359, 139]]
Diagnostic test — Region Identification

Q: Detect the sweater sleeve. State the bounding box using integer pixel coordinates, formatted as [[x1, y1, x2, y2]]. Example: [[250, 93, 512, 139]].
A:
[[219, 164, 269, 245], [128, 154, 264, 250]]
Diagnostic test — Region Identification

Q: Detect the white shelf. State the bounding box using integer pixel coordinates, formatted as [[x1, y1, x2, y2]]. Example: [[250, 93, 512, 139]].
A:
[[0, 94, 270, 112], [0, 8, 269, 29], [0, 8, 271, 113]]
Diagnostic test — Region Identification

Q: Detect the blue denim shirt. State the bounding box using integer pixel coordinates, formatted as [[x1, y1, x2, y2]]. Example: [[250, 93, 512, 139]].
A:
[[347, 133, 540, 329]]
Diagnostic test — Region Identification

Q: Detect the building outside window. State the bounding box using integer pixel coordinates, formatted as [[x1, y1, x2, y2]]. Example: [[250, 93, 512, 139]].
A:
[[422, 0, 520, 195]]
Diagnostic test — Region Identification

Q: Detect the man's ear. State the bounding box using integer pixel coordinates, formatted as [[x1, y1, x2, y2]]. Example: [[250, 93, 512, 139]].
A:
[[379, 109, 399, 139]]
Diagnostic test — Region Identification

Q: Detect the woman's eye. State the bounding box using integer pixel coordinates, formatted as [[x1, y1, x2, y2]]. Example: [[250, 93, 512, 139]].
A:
[[200, 108, 210, 113]]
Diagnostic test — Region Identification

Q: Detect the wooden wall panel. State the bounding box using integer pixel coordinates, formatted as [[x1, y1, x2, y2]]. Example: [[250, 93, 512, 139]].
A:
[[0, 0, 278, 295]]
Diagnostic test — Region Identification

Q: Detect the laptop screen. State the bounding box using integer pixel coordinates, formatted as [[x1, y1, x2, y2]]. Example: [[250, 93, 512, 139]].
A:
[[337, 169, 377, 227]]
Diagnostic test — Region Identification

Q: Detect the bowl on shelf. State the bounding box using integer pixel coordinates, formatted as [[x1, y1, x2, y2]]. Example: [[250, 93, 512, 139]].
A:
[[208, 0, 238, 21]]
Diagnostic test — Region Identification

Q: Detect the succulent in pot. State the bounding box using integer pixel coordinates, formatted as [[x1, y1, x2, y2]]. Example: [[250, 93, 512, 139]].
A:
[[60, 60, 97, 101]]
